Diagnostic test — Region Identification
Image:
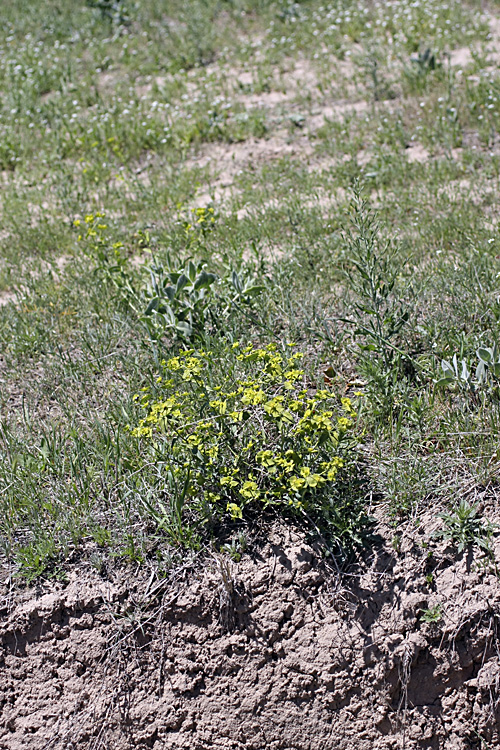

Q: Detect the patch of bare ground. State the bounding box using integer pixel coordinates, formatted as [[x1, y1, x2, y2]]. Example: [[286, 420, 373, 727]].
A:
[[145, 53, 373, 212], [449, 12, 500, 71], [1, 518, 499, 750], [186, 53, 367, 146], [0, 290, 16, 307], [404, 143, 466, 165], [188, 97, 372, 208], [450, 46, 474, 69], [208, 54, 357, 111], [190, 134, 315, 206], [307, 99, 370, 130], [406, 143, 431, 164], [97, 69, 127, 92], [5, 255, 71, 284]]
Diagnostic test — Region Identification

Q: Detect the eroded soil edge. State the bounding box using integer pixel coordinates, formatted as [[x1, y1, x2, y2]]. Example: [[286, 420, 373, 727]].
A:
[[1, 525, 499, 750]]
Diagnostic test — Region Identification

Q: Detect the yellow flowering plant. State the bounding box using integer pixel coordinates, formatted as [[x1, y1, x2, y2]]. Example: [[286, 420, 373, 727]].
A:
[[131, 342, 361, 546]]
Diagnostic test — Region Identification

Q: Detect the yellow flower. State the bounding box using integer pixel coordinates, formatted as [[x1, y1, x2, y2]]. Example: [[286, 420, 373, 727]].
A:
[[337, 417, 352, 431], [289, 476, 305, 492], [210, 399, 227, 415], [239, 480, 260, 500], [341, 397, 357, 416], [227, 503, 243, 520]]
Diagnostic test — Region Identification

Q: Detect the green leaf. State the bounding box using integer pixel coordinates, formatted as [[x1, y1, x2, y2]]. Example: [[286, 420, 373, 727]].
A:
[[194, 271, 217, 290], [231, 270, 242, 293], [163, 306, 176, 324], [176, 320, 192, 337], [460, 360, 470, 382], [441, 359, 455, 377], [176, 273, 189, 293], [144, 296, 160, 315], [435, 376, 455, 387], [477, 347, 493, 363], [475, 361, 487, 382], [244, 285, 264, 297], [163, 285, 176, 301]]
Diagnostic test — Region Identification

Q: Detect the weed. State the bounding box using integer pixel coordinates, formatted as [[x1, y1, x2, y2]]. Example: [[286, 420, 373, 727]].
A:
[[15, 535, 61, 582], [131, 342, 367, 552], [433, 500, 496, 555], [143, 259, 218, 343], [420, 604, 442, 623], [437, 343, 500, 392], [221, 532, 247, 562], [403, 48, 442, 95], [86, 0, 132, 26], [342, 188, 411, 369]]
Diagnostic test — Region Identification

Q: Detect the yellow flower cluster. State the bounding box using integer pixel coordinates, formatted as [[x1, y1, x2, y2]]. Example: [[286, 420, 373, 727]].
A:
[[131, 343, 357, 523]]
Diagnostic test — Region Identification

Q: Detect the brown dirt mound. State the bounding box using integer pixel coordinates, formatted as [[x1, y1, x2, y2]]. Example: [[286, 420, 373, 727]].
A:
[[1, 523, 499, 750]]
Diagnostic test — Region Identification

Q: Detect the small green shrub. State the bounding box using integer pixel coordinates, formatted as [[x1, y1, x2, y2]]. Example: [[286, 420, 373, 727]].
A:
[[131, 342, 364, 551], [342, 189, 411, 370], [337, 188, 415, 422], [143, 259, 218, 342], [436, 343, 500, 391], [76, 212, 264, 345], [86, 0, 132, 25], [403, 48, 442, 94], [143, 259, 264, 344], [16, 535, 60, 582], [433, 499, 495, 555], [75, 213, 138, 309]]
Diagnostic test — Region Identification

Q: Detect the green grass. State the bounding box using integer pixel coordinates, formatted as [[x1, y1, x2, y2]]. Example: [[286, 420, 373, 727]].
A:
[[0, 0, 499, 580]]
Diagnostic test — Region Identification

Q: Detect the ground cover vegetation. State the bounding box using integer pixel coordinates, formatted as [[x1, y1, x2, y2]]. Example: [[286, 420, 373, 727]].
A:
[[0, 0, 499, 587]]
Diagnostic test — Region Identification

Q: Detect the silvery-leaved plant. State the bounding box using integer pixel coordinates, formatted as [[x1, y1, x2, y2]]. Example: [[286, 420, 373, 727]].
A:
[[436, 343, 500, 389]]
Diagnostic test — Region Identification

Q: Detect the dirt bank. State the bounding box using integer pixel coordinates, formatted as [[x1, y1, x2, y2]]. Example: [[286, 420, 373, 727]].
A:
[[1, 522, 499, 750]]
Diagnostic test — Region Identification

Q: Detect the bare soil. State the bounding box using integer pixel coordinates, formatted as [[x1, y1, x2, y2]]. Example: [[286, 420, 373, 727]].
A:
[[1, 519, 499, 750]]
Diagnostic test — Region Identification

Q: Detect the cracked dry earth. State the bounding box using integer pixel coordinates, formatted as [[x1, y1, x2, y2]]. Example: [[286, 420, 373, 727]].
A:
[[0, 524, 499, 750]]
